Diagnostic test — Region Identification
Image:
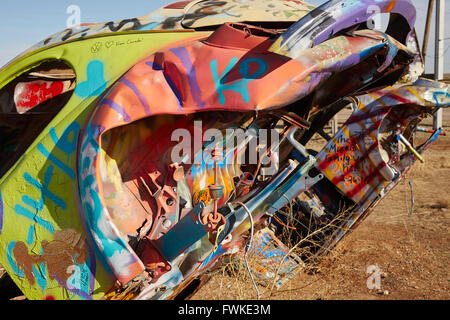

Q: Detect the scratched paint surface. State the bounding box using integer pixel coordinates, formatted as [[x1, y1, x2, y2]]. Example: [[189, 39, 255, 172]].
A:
[[316, 82, 449, 250], [316, 83, 450, 204], [270, 0, 416, 57], [0, 30, 209, 300], [248, 228, 303, 288], [0, 0, 449, 301], [75, 19, 415, 289]]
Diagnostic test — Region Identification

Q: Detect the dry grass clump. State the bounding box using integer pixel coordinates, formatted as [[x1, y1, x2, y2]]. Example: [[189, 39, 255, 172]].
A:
[[201, 204, 352, 300]]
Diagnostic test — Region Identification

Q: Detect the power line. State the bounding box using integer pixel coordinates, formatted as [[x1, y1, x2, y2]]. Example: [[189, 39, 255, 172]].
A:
[[424, 44, 450, 59]]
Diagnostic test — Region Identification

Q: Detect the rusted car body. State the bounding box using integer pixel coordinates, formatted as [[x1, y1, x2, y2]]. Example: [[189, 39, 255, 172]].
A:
[[0, 0, 448, 300]]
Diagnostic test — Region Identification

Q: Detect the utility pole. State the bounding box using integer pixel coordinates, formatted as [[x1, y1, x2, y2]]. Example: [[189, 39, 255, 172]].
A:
[[433, 0, 445, 130]]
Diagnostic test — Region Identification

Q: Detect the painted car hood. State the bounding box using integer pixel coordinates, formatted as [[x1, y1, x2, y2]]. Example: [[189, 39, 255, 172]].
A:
[[77, 22, 411, 285]]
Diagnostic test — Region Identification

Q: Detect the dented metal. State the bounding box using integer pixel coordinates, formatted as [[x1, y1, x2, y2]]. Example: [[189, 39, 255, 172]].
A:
[[0, 0, 449, 300]]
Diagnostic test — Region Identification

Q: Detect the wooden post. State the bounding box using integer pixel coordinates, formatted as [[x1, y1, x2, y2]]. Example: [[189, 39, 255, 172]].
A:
[[422, 0, 435, 65]]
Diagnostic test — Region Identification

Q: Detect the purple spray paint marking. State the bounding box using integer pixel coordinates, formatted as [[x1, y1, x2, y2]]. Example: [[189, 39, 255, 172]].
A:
[[53, 244, 97, 300], [146, 60, 184, 110], [100, 98, 131, 122], [0, 191, 3, 234], [120, 78, 152, 115], [170, 47, 205, 109], [277, 0, 416, 57]]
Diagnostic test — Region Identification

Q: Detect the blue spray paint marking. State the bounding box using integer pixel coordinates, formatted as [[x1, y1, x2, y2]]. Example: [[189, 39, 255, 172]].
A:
[[78, 123, 138, 280], [4, 120, 96, 296], [81, 123, 102, 153], [37, 122, 80, 179], [100, 98, 131, 122], [64, 250, 96, 300], [6, 242, 24, 277], [32, 262, 47, 293], [14, 207, 54, 234], [49, 122, 80, 161], [170, 47, 205, 109], [200, 244, 226, 269], [377, 33, 399, 73], [14, 166, 62, 233], [146, 61, 184, 110], [211, 57, 267, 105], [433, 91, 450, 108], [119, 78, 152, 115], [75, 60, 107, 98], [13, 122, 79, 232], [22, 167, 67, 211], [427, 128, 443, 145], [88, 187, 133, 259], [55, 275, 93, 300], [25, 227, 48, 291], [27, 225, 35, 245], [37, 145, 75, 179], [139, 22, 160, 31], [190, 146, 235, 178], [0, 191, 3, 235]]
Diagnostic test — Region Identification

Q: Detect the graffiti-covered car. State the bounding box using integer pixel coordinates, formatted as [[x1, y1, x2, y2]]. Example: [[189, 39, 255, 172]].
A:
[[0, 0, 449, 300]]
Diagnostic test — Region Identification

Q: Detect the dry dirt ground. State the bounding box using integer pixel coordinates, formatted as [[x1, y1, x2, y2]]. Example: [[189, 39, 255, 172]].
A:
[[0, 115, 449, 301], [191, 115, 450, 301]]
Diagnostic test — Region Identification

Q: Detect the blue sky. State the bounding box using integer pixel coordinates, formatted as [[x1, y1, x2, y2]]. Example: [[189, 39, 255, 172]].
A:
[[0, 0, 448, 73]]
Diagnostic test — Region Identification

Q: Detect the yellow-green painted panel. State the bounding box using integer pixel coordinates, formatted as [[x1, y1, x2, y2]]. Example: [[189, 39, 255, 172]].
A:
[[0, 30, 210, 300]]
